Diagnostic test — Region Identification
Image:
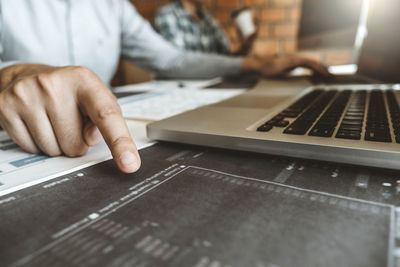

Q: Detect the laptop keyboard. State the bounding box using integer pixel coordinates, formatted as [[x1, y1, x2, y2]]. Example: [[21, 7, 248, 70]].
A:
[[335, 91, 365, 140], [364, 91, 391, 142], [284, 90, 339, 135], [257, 89, 400, 144], [388, 90, 400, 143]]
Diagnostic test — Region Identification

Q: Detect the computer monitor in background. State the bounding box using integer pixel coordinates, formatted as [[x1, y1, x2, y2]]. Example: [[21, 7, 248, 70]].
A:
[[298, 0, 366, 54], [357, 0, 400, 83]]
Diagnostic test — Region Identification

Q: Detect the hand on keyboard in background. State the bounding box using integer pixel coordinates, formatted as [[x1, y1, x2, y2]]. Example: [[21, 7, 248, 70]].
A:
[[0, 64, 141, 173], [242, 55, 332, 77]]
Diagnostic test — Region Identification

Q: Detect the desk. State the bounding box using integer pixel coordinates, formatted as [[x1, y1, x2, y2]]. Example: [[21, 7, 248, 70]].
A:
[[1, 132, 398, 266], [1, 79, 399, 266]]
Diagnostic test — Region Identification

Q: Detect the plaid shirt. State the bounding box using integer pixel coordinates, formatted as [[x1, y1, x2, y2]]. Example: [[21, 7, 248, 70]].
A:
[[155, 1, 232, 55]]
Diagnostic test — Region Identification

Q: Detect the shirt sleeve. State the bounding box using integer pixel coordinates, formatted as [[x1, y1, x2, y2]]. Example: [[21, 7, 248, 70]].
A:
[[119, 0, 243, 79], [207, 13, 232, 55]]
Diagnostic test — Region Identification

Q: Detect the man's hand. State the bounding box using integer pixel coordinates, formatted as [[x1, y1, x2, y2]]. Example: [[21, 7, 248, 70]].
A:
[[0, 64, 141, 173], [242, 55, 332, 77], [235, 32, 258, 56]]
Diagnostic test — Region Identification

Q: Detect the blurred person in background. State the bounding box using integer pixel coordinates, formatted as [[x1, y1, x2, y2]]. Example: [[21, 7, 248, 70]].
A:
[[155, 0, 257, 55]]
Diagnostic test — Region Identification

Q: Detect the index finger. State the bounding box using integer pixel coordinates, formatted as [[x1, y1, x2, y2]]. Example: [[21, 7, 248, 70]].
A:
[[78, 80, 141, 173]]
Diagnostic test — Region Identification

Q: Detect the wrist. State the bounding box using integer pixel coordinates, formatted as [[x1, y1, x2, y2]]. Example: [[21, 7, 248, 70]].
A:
[[0, 64, 19, 91], [0, 63, 52, 91], [241, 57, 260, 73]]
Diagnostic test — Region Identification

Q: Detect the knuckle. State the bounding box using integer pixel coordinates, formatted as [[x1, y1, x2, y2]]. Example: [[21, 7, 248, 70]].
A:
[[72, 66, 95, 82], [95, 105, 122, 121], [35, 136, 62, 157], [36, 72, 59, 100], [47, 150, 62, 157], [64, 146, 88, 157], [21, 144, 40, 155], [42, 145, 62, 157], [37, 72, 54, 90], [111, 136, 132, 148], [56, 129, 88, 157], [12, 80, 30, 105], [65, 140, 88, 157]]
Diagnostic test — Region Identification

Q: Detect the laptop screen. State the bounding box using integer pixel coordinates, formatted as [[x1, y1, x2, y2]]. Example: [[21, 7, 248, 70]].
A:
[[297, 0, 363, 50], [357, 0, 400, 82]]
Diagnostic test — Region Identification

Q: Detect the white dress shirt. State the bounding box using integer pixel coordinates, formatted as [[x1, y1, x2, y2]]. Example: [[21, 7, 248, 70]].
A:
[[0, 0, 242, 84]]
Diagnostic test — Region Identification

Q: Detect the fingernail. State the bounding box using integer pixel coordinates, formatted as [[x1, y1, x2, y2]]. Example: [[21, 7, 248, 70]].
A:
[[119, 151, 138, 172]]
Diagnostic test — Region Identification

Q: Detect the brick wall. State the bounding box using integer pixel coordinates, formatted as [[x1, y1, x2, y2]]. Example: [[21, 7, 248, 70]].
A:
[[131, 0, 352, 66]]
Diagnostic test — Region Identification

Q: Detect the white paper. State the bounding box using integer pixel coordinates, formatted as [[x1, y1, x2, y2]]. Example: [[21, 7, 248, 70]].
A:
[[0, 120, 153, 193], [120, 88, 245, 121], [113, 77, 223, 93]]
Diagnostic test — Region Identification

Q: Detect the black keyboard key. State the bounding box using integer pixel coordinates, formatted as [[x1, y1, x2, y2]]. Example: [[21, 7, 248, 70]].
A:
[[341, 120, 363, 126], [336, 130, 361, 140], [259, 90, 326, 132], [265, 119, 281, 125], [387, 91, 400, 142], [280, 111, 299, 118], [346, 112, 364, 116], [342, 116, 363, 121], [365, 131, 391, 142], [285, 90, 339, 136], [284, 125, 309, 135], [257, 124, 272, 132], [280, 90, 324, 119], [315, 121, 336, 128], [272, 115, 284, 121], [257, 116, 286, 131], [340, 125, 362, 131], [309, 127, 335, 137], [274, 120, 289, 127], [363, 90, 393, 142], [366, 132, 391, 140], [335, 91, 366, 141], [366, 123, 389, 128]]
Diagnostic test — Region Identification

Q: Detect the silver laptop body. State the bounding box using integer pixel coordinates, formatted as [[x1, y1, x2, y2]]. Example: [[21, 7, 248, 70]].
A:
[[147, 0, 400, 170]]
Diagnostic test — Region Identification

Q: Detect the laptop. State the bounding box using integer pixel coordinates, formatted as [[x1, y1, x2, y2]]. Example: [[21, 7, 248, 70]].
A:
[[147, 0, 400, 170]]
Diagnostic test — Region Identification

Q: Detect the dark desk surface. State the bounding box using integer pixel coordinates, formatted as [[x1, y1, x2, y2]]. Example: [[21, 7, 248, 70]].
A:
[[1, 142, 398, 267]]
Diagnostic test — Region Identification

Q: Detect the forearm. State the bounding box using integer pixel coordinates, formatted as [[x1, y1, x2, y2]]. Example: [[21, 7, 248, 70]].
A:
[[241, 57, 260, 74], [120, 4, 243, 79], [154, 52, 244, 79], [122, 32, 244, 79]]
